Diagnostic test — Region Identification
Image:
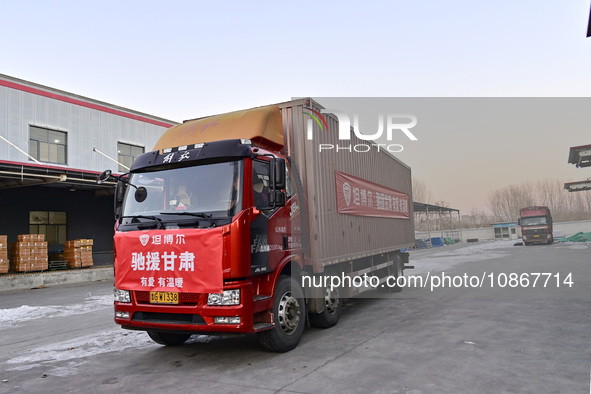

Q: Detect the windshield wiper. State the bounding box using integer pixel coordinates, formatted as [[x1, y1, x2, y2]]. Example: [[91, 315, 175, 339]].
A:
[[121, 215, 166, 229], [160, 211, 218, 227]]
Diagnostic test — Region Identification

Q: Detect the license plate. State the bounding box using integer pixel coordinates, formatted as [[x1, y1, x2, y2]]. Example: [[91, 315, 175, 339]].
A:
[[533, 235, 540, 238], [150, 291, 179, 304]]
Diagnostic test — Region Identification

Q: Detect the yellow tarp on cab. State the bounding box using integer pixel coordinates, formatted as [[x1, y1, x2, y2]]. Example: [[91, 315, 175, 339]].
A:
[[153, 105, 284, 152]]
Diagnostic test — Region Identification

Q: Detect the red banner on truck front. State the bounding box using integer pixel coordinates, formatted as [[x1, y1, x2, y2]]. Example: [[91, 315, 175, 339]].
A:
[[114, 228, 223, 293], [335, 171, 410, 219]]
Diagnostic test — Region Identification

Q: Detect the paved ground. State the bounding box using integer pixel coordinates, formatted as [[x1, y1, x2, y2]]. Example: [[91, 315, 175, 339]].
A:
[[0, 240, 589, 393]]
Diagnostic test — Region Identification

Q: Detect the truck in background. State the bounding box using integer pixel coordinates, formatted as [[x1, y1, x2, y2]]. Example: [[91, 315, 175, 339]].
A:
[[519, 206, 553, 246], [99, 98, 415, 352]]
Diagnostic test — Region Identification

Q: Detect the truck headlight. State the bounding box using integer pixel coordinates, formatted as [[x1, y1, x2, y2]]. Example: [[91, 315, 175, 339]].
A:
[[115, 311, 130, 319], [208, 289, 241, 306], [114, 288, 131, 303]]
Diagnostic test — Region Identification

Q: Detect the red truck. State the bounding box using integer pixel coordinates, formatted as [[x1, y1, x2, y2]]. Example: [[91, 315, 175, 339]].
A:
[[98, 99, 415, 352], [519, 206, 553, 246]]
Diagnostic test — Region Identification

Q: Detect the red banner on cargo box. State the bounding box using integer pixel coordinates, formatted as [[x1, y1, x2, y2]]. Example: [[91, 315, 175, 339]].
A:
[[335, 171, 410, 219], [114, 228, 223, 293]]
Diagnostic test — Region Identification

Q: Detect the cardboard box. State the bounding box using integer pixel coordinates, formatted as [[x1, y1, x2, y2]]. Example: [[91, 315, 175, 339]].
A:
[[63, 239, 94, 268], [80, 239, 94, 246], [7, 237, 49, 272], [17, 234, 29, 242], [10, 248, 32, 258], [64, 249, 82, 257], [65, 240, 81, 249], [10, 256, 33, 272], [65, 259, 82, 268]]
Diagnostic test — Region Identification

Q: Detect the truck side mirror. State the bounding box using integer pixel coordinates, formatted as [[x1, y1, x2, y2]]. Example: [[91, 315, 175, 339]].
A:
[[97, 169, 112, 184], [270, 158, 286, 189], [269, 158, 286, 208], [517, 219, 521, 226]]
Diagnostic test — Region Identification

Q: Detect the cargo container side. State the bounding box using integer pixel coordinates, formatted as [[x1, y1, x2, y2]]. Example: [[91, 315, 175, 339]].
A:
[[278, 99, 414, 270]]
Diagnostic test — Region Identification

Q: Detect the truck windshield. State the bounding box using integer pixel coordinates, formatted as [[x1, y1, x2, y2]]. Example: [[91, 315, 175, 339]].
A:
[[521, 217, 548, 226], [122, 160, 243, 221]]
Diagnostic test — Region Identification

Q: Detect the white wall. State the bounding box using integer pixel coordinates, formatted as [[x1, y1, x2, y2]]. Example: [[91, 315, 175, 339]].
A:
[[553, 220, 591, 238], [0, 75, 175, 172]]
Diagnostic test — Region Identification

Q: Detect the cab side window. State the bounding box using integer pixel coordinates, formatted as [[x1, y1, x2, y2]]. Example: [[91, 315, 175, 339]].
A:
[[285, 164, 295, 199], [253, 160, 270, 209]]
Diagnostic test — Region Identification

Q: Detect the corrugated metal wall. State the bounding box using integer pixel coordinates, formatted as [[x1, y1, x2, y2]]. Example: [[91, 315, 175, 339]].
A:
[[279, 99, 414, 267], [0, 77, 172, 172]]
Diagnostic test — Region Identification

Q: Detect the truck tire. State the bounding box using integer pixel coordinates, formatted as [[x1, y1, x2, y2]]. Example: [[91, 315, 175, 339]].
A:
[[309, 287, 342, 328], [147, 331, 191, 346], [258, 275, 306, 352]]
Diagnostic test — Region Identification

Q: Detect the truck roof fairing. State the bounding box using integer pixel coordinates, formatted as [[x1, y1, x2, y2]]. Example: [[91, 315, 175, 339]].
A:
[[519, 206, 551, 217], [153, 105, 284, 152]]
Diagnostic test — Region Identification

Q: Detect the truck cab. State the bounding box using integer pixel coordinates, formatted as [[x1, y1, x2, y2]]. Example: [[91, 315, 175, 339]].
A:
[[107, 138, 306, 352], [519, 206, 553, 246]]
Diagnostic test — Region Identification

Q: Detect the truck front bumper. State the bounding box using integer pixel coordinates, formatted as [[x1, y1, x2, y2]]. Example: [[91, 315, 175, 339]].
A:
[[113, 280, 268, 334], [522, 234, 553, 244]]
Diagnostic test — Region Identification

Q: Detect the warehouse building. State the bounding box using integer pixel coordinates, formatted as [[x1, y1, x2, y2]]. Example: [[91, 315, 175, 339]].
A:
[[0, 74, 177, 266]]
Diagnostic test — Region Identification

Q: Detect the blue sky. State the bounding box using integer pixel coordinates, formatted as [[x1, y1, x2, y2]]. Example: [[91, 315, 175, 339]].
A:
[[2, 1, 591, 211]]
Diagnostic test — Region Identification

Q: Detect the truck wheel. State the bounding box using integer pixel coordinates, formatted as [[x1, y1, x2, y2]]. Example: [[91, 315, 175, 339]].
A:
[[147, 331, 191, 346], [258, 275, 306, 352], [309, 287, 342, 328]]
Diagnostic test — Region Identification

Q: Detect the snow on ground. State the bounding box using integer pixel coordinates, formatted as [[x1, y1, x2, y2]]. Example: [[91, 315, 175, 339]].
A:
[[552, 242, 590, 250], [409, 240, 516, 275], [4, 329, 222, 377], [0, 294, 112, 330], [4, 329, 153, 376]]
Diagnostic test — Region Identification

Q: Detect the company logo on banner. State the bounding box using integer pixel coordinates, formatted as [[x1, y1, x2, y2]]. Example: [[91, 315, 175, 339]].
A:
[[343, 182, 352, 206], [335, 171, 410, 219], [114, 228, 224, 293], [139, 234, 150, 246]]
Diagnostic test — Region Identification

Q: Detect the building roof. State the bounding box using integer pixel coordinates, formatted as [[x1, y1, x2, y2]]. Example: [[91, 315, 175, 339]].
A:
[[413, 202, 459, 213], [567, 144, 591, 168], [564, 179, 591, 192], [0, 73, 177, 128]]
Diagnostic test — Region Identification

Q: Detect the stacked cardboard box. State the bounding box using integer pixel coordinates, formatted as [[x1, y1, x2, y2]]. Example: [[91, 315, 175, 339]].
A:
[[64, 239, 94, 268], [9, 234, 48, 272], [0, 235, 7, 274], [80, 239, 94, 267], [64, 240, 81, 268]]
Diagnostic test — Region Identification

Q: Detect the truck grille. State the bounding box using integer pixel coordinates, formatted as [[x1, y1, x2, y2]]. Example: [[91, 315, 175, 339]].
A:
[[134, 291, 199, 305], [524, 228, 548, 236], [131, 311, 205, 325]]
